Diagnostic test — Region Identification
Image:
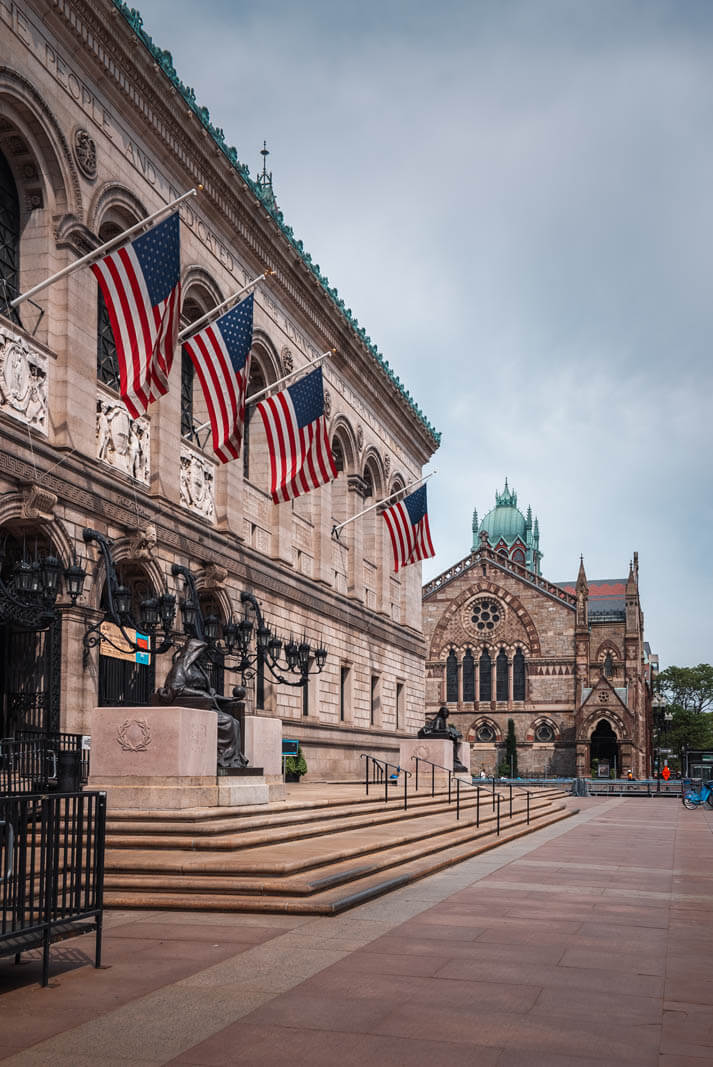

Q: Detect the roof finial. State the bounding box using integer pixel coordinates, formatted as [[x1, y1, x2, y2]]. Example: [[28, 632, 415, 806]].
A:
[[256, 140, 278, 212]]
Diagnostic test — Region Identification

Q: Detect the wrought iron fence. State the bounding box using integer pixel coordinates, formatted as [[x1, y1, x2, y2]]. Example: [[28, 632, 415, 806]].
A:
[[0, 732, 89, 796], [0, 791, 106, 986]]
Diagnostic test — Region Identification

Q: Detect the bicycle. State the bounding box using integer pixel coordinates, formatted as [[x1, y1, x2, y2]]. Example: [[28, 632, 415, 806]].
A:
[[681, 780, 713, 810]]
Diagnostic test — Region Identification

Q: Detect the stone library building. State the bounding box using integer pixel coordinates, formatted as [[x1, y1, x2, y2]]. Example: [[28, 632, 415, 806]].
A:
[[0, 0, 439, 778], [422, 482, 657, 779]]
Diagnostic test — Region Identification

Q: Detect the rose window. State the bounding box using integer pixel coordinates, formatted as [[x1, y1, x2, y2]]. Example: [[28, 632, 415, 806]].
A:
[[470, 597, 503, 633], [534, 722, 555, 743], [476, 722, 496, 742]]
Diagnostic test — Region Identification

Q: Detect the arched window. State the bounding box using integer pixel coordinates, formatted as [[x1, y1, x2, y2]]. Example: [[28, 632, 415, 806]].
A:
[[97, 562, 156, 707], [243, 359, 267, 481], [535, 721, 554, 743], [462, 648, 475, 702], [603, 652, 613, 678], [0, 149, 21, 325], [513, 649, 526, 701], [180, 293, 212, 446], [476, 721, 495, 742], [496, 649, 508, 701], [511, 548, 525, 566], [96, 219, 127, 390], [446, 648, 458, 703], [479, 649, 491, 702]]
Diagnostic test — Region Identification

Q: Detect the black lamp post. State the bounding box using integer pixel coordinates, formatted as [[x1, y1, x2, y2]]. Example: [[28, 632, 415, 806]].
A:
[[171, 563, 327, 690], [82, 528, 176, 668], [0, 535, 86, 626]]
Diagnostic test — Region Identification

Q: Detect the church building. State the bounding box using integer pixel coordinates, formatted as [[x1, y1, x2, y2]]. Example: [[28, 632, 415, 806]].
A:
[[423, 482, 655, 778]]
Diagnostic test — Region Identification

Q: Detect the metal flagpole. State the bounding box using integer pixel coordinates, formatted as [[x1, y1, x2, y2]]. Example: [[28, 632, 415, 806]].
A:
[[331, 469, 438, 540], [177, 269, 274, 343], [192, 348, 336, 438], [10, 188, 200, 309]]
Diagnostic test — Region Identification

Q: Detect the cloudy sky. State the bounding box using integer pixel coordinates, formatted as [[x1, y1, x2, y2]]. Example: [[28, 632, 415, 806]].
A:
[[136, 0, 713, 666]]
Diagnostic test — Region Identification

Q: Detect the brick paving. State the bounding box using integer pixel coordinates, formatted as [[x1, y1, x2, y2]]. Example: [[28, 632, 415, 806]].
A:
[[1, 797, 712, 1065]]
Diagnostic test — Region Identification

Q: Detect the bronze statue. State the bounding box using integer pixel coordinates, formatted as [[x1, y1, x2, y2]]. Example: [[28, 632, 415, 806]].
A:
[[418, 705, 468, 773], [154, 637, 249, 768]]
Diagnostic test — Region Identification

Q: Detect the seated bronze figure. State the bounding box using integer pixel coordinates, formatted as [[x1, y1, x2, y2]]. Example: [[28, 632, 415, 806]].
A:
[[154, 637, 248, 769], [418, 705, 468, 773]]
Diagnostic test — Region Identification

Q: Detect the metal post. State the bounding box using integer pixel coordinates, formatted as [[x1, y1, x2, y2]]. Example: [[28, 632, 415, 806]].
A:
[[404, 770, 408, 812], [431, 764, 435, 797], [497, 794, 501, 836], [476, 786, 480, 828], [527, 791, 530, 825], [457, 778, 460, 820], [384, 764, 388, 805], [492, 777, 496, 811], [509, 782, 513, 818], [448, 771, 452, 805], [415, 758, 419, 791], [365, 757, 369, 796]]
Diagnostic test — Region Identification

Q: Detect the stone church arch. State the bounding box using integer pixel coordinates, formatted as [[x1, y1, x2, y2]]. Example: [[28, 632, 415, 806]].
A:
[[428, 580, 541, 660]]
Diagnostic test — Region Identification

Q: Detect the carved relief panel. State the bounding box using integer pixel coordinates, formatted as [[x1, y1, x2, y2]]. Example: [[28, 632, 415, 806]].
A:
[[180, 445, 215, 522], [0, 327, 48, 434], [96, 387, 150, 484]]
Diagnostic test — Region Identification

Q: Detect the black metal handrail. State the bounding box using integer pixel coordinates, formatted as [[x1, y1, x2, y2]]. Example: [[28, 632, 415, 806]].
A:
[[410, 755, 532, 835], [359, 754, 412, 809]]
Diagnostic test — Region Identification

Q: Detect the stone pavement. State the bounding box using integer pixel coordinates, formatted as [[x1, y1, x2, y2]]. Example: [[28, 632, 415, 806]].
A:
[[1, 796, 712, 1066]]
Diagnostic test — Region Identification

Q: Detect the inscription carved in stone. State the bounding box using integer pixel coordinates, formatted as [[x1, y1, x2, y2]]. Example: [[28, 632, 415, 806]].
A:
[[0, 327, 48, 433], [96, 389, 150, 483], [180, 446, 215, 521], [73, 127, 97, 180]]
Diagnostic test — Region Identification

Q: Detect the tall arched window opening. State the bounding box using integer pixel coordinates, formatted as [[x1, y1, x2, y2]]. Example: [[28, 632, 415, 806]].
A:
[[603, 652, 613, 678], [96, 219, 127, 390], [243, 360, 267, 481], [496, 649, 508, 701], [180, 294, 212, 447], [479, 649, 491, 702], [513, 649, 526, 701], [446, 648, 458, 703], [0, 149, 22, 326], [462, 648, 475, 702]]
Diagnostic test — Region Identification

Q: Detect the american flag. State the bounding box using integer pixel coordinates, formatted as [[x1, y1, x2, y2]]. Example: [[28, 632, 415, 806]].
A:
[[91, 213, 181, 419], [182, 294, 253, 463], [382, 484, 436, 572], [256, 366, 337, 503]]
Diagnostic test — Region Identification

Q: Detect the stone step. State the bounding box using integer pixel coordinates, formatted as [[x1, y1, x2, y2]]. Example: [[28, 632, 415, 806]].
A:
[[105, 789, 563, 852], [104, 795, 559, 878], [104, 805, 574, 914]]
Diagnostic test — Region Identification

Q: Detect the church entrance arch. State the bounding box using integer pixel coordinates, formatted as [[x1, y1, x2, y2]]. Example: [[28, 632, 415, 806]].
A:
[[590, 719, 619, 776]]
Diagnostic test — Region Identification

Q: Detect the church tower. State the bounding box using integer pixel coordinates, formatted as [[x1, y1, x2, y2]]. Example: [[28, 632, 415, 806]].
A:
[[471, 479, 542, 574]]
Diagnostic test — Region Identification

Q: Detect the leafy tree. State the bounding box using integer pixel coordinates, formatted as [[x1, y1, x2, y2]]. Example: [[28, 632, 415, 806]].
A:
[[656, 665, 713, 715], [666, 707, 713, 761]]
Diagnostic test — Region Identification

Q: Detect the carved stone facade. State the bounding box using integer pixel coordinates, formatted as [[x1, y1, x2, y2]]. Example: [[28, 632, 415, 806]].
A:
[[179, 446, 215, 522], [0, 327, 48, 433], [0, 0, 439, 779], [96, 388, 150, 484], [423, 485, 656, 777]]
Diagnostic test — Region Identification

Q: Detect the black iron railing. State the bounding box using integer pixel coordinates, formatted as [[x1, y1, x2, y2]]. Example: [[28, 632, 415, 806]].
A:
[[0, 791, 106, 987], [409, 756, 533, 836], [359, 754, 411, 809], [0, 732, 88, 796]]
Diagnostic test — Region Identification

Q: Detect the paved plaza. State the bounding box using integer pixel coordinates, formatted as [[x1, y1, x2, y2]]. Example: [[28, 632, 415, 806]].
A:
[[1, 796, 712, 1066]]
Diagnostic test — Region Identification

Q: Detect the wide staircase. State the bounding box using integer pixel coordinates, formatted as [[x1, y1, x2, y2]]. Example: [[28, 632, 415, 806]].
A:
[[102, 776, 573, 915]]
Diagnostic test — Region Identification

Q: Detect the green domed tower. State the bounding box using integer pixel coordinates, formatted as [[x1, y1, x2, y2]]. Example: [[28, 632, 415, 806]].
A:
[[471, 479, 542, 574]]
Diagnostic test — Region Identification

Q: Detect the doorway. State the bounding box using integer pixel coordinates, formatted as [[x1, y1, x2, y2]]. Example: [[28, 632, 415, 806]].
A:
[[590, 719, 619, 774]]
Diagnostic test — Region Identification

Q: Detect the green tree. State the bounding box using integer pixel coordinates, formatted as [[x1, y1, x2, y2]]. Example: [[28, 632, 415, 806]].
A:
[[656, 665, 713, 715], [666, 707, 713, 762]]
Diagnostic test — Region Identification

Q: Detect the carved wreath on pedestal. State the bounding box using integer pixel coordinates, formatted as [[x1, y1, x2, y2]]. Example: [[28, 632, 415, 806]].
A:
[[116, 719, 152, 752]]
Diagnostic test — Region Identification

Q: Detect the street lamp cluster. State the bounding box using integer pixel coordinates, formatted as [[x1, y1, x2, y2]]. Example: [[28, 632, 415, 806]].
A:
[[0, 536, 85, 625]]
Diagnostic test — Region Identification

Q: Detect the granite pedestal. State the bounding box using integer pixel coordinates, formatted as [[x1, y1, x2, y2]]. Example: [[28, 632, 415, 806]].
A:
[[399, 737, 472, 783]]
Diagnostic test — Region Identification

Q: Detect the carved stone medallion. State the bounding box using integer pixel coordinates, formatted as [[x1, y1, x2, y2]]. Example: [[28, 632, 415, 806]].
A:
[[96, 388, 150, 483], [384, 454, 391, 477], [280, 345, 293, 373], [73, 127, 97, 181], [323, 388, 332, 417], [0, 327, 48, 433], [180, 446, 215, 521], [116, 719, 151, 752], [356, 425, 364, 452]]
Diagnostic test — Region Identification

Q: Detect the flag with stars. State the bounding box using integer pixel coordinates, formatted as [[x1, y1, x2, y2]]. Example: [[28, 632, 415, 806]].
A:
[[91, 212, 181, 419], [382, 484, 435, 572], [183, 294, 254, 463], [256, 366, 337, 503]]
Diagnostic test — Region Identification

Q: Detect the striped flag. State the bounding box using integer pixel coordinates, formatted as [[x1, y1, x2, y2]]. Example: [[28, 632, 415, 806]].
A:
[[182, 294, 253, 463], [256, 366, 337, 503], [382, 484, 435, 572], [91, 212, 181, 419]]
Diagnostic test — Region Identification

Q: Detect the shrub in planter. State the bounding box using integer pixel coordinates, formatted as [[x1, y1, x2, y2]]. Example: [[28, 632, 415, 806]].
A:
[[284, 744, 307, 782]]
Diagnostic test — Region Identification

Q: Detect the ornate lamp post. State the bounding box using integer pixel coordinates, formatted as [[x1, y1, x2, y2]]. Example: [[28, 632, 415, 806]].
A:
[[82, 529, 176, 668], [171, 564, 327, 690], [0, 535, 86, 626]]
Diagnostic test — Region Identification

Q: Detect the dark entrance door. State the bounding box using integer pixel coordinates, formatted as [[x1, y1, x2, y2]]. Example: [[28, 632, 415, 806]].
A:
[[0, 618, 61, 737], [590, 719, 619, 774]]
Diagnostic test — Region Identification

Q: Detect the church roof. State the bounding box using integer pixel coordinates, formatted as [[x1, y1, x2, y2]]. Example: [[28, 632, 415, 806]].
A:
[[556, 578, 627, 619], [112, 1, 440, 446], [478, 479, 528, 545]]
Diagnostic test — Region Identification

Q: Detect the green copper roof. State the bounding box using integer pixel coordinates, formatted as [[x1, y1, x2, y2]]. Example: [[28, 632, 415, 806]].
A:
[[479, 478, 526, 544], [111, 1, 440, 445]]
